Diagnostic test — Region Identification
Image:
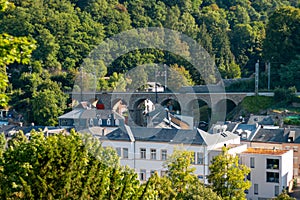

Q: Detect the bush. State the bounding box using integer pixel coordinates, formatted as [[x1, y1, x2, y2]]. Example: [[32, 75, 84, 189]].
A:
[[284, 116, 300, 125], [226, 78, 254, 92], [274, 86, 297, 103]]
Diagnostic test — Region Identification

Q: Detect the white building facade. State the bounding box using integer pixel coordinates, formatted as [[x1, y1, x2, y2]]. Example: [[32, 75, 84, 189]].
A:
[[239, 148, 293, 200], [100, 126, 240, 183]]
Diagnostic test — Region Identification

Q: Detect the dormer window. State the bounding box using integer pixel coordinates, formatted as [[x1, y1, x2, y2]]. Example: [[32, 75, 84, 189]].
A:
[[98, 119, 102, 126], [107, 118, 111, 125], [89, 118, 94, 126]]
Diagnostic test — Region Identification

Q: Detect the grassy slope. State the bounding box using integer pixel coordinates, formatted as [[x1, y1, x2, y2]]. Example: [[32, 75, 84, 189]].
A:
[[227, 96, 274, 120]]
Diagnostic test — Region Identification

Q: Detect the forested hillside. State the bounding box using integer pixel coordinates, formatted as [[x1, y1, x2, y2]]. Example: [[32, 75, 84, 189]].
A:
[[0, 0, 299, 125]]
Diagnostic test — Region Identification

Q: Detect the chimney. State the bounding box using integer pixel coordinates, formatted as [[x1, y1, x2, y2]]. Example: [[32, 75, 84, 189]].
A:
[[102, 128, 107, 136], [288, 131, 295, 143]]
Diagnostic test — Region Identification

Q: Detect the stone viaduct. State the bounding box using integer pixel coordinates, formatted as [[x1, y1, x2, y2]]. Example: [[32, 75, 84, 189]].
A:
[[71, 91, 273, 126]]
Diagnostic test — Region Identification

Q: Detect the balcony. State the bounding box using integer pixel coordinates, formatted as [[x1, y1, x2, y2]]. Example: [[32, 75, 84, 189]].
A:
[[266, 159, 279, 170]]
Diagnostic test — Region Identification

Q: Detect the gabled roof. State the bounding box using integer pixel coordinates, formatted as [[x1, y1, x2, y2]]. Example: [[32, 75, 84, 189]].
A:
[[234, 124, 259, 140], [102, 126, 205, 145], [198, 129, 239, 146], [130, 127, 204, 145], [101, 126, 240, 146], [102, 126, 131, 141]]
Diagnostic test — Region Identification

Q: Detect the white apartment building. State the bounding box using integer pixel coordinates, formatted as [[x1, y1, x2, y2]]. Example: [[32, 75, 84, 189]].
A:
[[239, 148, 293, 200], [100, 125, 294, 200], [100, 125, 240, 183]]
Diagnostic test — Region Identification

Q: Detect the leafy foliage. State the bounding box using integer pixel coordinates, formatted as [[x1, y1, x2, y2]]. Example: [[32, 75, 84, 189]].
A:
[[0, 131, 144, 199], [0, 0, 298, 124], [275, 190, 296, 200], [150, 148, 222, 200], [208, 147, 251, 200], [0, 132, 222, 199], [263, 6, 300, 88]]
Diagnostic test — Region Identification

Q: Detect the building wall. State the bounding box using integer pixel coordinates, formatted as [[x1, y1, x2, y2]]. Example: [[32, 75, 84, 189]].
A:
[[282, 143, 300, 176], [244, 141, 300, 177], [102, 139, 212, 182], [241, 150, 293, 200]]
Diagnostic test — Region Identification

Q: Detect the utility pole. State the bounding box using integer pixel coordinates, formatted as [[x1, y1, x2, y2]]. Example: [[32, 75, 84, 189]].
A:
[[164, 64, 167, 92], [80, 68, 83, 103], [255, 60, 259, 96], [155, 69, 158, 103]]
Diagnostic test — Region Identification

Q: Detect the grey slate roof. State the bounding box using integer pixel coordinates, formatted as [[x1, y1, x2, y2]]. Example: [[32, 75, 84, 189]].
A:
[[59, 109, 124, 120], [102, 126, 205, 145], [102, 126, 131, 141], [252, 128, 287, 143], [102, 126, 240, 146], [131, 127, 205, 145]]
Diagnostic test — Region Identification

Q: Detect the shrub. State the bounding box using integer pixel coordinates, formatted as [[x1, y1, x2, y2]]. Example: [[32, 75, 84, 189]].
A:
[[274, 86, 297, 103]]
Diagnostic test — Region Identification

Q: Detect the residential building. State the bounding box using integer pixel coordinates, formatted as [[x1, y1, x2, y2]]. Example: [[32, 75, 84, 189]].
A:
[[58, 108, 125, 130], [100, 126, 241, 183], [213, 121, 300, 178], [239, 148, 293, 200]]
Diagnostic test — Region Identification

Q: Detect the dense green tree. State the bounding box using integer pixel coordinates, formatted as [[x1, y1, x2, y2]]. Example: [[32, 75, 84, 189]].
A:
[[0, 130, 147, 199], [227, 5, 250, 27], [208, 147, 251, 200], [148, 148, 222, 199], [167, 64, 194, 91], [84, 0, 131, 37], [279, 56, 300, 89], [263, 6, 300, 87], [31, 88, 67, 126], [126, 65, 148, 91], [126, 0, 152, 27], [0, 0, 36, 108], [0, 0, 299, 124]]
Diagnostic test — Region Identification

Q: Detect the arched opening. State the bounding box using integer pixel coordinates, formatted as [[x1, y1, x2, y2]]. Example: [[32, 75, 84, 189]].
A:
[[187, 99, 211, 130], [214, 99, 237, 121], [161, 99, 181, 115], [132, 98, 155, 127]]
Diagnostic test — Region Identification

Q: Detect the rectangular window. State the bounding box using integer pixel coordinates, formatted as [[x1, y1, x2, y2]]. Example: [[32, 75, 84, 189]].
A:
[[254, 184, 258, 195], [161, 150, 167, 160], [275, 185, 279, 196], [116, 147, 121, 157], [197, 152, 204, 165], [266, 172, 279, 183], [190, 152, 195, 164], [140, 148, 146, 159], [267, 159, 279, 169], [140, 169, 146, 181], [250, 157, 255, 168], [150, 149, 157, 160], [293, 146, 298, 152], [123, 148, 128, 159], [150, 170, 156, 176], [246, 172, 251, 181]]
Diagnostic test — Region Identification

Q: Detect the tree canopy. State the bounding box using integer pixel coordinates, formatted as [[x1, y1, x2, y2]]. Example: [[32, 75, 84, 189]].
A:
[[0, 132, 222, 199], [207, 147, 251, 200], [0, 0, 299, 124]]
